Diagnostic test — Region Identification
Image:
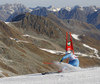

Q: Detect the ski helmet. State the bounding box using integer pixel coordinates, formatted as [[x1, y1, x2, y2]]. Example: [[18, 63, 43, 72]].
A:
[[66, 50, 71, 54]]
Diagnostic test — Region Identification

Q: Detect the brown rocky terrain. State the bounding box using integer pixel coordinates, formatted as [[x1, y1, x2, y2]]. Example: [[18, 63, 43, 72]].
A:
[[0, 13, 100, 78]]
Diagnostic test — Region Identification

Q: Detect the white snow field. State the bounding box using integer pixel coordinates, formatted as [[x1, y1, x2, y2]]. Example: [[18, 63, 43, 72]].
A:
[[0, 62, 100, 84]]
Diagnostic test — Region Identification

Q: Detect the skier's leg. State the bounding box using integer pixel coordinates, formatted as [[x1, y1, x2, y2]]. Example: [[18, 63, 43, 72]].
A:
[[68, 59, 79, 67]]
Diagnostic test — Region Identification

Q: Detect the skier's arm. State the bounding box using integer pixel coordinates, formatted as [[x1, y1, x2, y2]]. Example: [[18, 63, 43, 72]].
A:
[[60, 54, 71, 62]]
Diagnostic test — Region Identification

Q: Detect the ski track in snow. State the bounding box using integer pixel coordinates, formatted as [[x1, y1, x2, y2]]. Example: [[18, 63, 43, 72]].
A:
[[0, 67, 100, 84]]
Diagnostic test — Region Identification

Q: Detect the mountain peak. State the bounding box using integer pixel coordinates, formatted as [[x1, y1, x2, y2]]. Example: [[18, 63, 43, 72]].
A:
[[31, 6, 43, 10], [61, 6, 72, 11], [0, 3, 32, 21], [72, 5, 84, 11], [47, 5, 61, 12], [47, 5, 55, 8]]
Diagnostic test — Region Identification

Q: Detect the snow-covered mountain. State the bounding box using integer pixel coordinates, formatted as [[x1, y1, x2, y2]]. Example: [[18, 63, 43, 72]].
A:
[[0, 4, 100, 21], [0, 3, 32, 14], [0, 3, 32, 21], [0, 3, 100, 26], [60, 6, 72, 11], [32, 5, 100, 12], [47, 5, 61, 12], [30, 5, 61, 12], [83, 6, 100, 14], [31, 5, 100, 30], [30, 6, 43, 10]]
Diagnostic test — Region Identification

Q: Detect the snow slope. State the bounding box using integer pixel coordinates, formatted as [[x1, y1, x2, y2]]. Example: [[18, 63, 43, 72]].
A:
[[0, 66, 100, 84]]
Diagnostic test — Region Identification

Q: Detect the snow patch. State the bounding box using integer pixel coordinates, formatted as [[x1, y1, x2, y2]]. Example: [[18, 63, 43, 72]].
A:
[[39, 47, 100, 59], [10, 37, 29, 43], [75, 52, 88, 56], [5, 22, 9, 24], [23, 34, 31, 37], [63, 6, 72, 11], [0, 58, 13, 62], [23, 34, 99, 58], [94, 9, 97, 12], [80, 7, 84, 11], [47, 6, 61, 12], [10, 37, 15, 40], [72, 5, 84, 11], [83, 43, 99, 58], [39, 48, 65, 55], [71, 34, 99, 58], [71, 34, 80, 41], [16, 40, 29, 43]]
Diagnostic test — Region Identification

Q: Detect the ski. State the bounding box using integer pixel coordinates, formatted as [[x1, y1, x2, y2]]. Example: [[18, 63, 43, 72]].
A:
[[42, 70, 62, 75]]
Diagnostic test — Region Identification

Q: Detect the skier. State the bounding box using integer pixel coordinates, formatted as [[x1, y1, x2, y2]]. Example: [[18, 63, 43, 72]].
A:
[[60, 50, 79, 67]]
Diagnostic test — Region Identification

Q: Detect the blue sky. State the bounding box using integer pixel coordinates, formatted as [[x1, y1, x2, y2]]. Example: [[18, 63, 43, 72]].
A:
[[0, 0, 100, 8]]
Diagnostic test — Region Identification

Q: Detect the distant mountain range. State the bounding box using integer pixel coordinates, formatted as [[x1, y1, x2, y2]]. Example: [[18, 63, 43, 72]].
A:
[[31, 5, 100, 30], [0, 4, 100, 30], [0, 3, 32, 21], [30, 5, 100, 13]]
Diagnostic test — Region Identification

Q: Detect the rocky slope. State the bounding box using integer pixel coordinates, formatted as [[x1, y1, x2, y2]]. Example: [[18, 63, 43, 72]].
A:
[[11, 12, 100, 55], [0, 12, 100, 78], [0, 20, 64, 77], [46, 13, 100, 41]]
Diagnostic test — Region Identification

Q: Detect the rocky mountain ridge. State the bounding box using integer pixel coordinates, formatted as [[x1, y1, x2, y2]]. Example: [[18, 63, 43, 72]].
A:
[[0, 3, 100, 29], [32, 5, 100, 13], [11, 12, 100, 55], [31, 5, 100, 30], [0, 3, 32, 21]]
